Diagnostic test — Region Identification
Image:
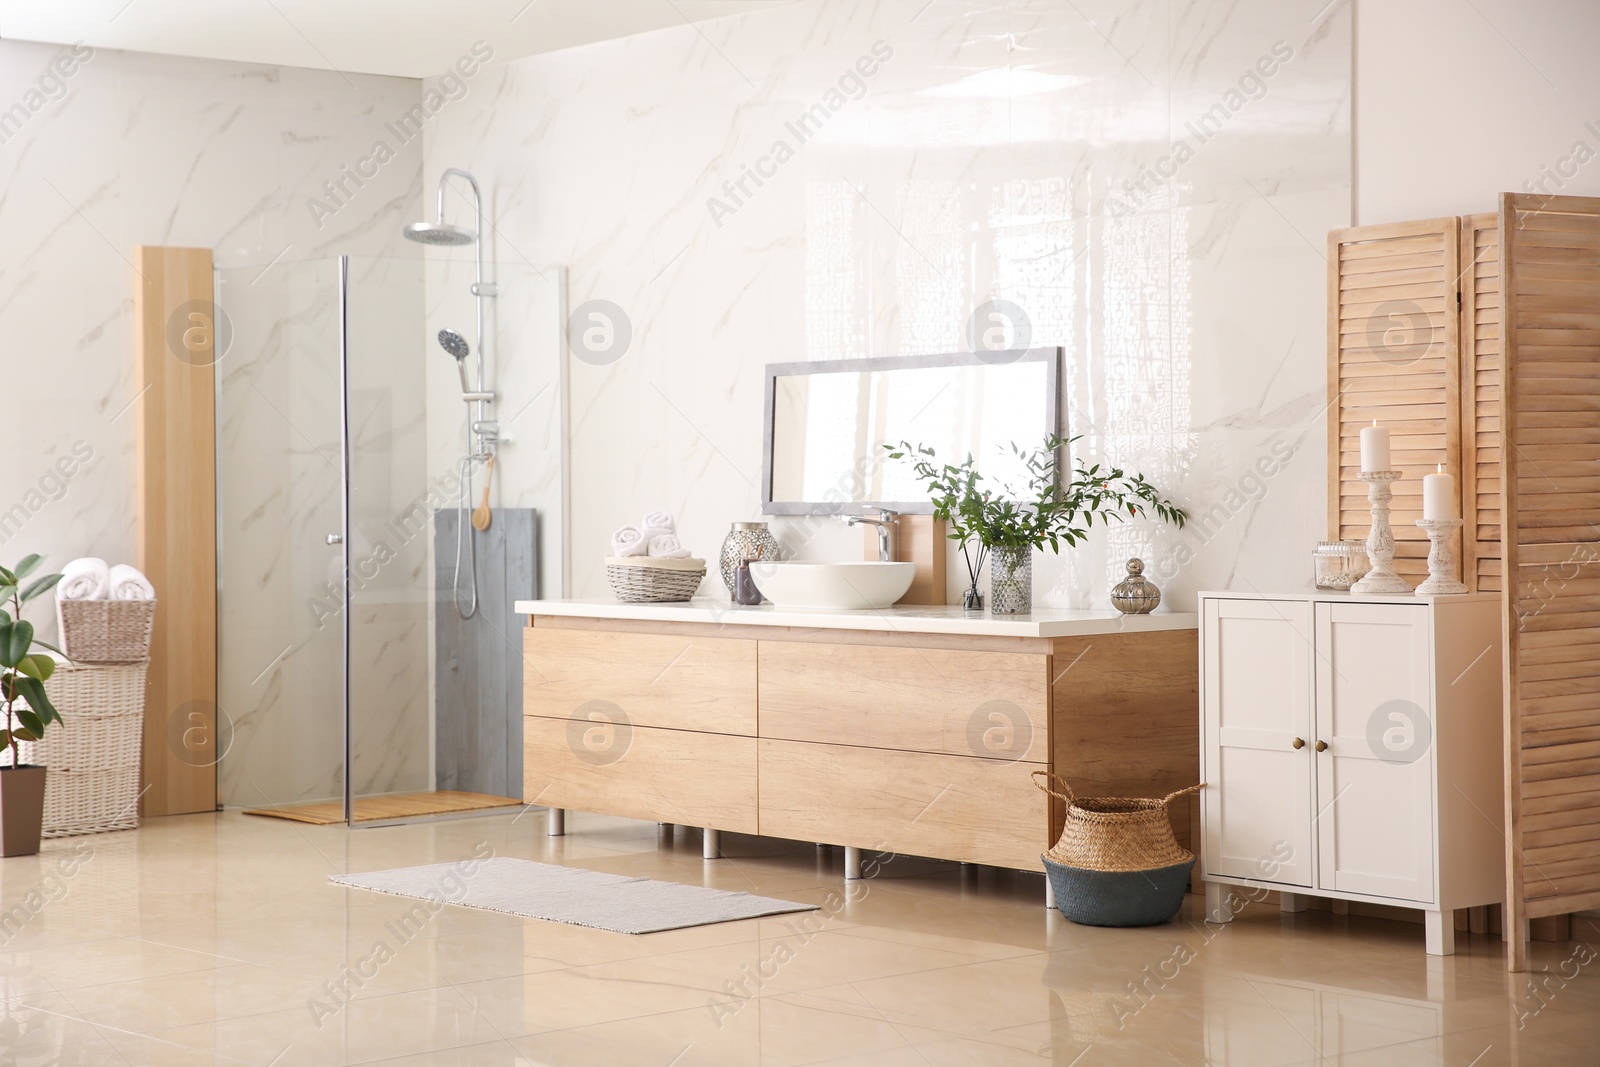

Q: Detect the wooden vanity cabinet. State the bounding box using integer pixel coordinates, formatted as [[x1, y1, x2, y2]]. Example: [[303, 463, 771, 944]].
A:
[[523, 616, 1199, 873]]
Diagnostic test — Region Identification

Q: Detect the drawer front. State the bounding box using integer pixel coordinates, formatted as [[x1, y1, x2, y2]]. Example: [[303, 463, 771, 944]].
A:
[[757, 739, 1047, 870], [758, 641, 1049, 761], [524, 716, 757, 833], [524, 625, 757, 735]]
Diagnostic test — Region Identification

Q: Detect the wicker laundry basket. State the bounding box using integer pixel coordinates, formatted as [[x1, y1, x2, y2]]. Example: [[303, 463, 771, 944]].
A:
[[1034, 771, 1203, 927], [605, 556, 706, 603], [1, 662, 146, 837], [57, 599, 156, 664]]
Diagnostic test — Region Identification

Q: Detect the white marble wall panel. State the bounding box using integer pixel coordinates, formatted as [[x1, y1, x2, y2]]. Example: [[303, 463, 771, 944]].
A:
[[0, 38, 429, 806], [427, 0, 1350, 610]]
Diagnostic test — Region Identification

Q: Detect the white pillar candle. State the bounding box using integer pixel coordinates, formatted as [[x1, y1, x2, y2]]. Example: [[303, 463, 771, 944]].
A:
[[1422, 463, 1457, 520], [1359, 420, 1391, 473]]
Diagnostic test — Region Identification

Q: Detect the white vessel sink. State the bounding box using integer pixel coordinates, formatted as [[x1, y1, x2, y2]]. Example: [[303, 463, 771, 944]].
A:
[[748, 561, 916, 610]]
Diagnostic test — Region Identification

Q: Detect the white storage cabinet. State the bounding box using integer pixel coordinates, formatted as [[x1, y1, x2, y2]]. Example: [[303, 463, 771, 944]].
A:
[[1199, 591, 1504, 955]]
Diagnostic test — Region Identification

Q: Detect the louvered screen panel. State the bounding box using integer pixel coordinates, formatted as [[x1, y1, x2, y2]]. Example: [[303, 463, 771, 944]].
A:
[[1461, 214, 1502, 592], [1328, 220, 1461, 582], [1501, 192, 1600, 972]]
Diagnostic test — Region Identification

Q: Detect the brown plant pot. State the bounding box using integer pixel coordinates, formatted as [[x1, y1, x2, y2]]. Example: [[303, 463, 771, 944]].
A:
[[0, 764, 47, 857]]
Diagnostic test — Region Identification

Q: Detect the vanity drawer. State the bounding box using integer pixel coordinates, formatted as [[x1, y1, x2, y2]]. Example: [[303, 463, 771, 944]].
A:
[[757, 739, 1046, 871], [757, 641, 1049, 761], [524, 717, 757, 833], [524, 625, 757, 735]]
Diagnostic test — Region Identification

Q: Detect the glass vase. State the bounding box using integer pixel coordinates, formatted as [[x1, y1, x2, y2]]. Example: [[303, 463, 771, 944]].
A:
[[988, 545, 1033, 615]]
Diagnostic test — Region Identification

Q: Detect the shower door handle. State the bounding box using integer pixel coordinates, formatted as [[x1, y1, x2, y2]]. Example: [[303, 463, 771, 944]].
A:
[[326, 533, 343, 545]]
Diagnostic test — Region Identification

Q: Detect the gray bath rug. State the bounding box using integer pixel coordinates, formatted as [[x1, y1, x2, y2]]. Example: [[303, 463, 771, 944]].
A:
[[330, 857, 818, 934]]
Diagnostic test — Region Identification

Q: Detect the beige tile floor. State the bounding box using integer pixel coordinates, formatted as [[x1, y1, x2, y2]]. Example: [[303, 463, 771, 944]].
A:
[[1, 809, 1596, 1065]]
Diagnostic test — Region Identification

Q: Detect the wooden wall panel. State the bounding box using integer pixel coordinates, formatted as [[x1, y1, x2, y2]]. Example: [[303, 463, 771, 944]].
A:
[[866, 515, 947, 605], [1460, 214, 1503, 592], [1328, 219, 1461, 582], [134, 246, 218, 818], [1500, 193, 1600, 971]]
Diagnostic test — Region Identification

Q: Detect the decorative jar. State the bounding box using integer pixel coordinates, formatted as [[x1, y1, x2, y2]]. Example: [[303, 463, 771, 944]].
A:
[[1110, 558, 1161, 614], [1313, 540, 1370, 591], [718, 522, 780, 594]]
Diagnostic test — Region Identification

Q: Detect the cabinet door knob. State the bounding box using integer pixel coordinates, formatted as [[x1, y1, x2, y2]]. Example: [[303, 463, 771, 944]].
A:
[[1292, 737, 1305, 750], [1315, 739, 1328, 752]]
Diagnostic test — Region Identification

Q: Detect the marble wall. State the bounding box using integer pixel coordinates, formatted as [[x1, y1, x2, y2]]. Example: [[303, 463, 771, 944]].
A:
[[427, 0, 1352, 609], [0, 37, 432, 805]]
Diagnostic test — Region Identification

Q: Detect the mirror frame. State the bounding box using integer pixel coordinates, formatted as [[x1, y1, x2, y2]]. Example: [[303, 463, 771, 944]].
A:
[[760, 346, 1064, 516]]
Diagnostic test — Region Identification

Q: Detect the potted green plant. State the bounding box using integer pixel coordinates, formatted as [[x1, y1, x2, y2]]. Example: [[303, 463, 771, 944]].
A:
[[887, 435, 1186, 614], [0, 554, 63, 857]]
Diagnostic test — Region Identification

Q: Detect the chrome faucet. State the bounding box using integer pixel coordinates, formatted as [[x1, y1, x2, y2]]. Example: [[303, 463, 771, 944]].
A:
[[841, 507, 899, 562]]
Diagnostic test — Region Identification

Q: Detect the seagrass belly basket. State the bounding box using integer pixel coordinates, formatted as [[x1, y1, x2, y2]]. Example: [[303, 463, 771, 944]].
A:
[[1033, 772, 1204, 927]]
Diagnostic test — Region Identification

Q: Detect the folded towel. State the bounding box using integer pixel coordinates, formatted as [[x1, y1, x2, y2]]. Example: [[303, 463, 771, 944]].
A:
[[108, 564, 155, 601], [647, 533, 691, 559], [611, 525, 650, 558], [640, 510, 676, 534], [58, 557, 109, 600]]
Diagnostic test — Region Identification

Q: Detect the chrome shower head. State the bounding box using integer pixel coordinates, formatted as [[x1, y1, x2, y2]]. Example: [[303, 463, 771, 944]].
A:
[[403, 220, 476, 246], [438, 329, 472, 392], [437, 328, 470, 361]]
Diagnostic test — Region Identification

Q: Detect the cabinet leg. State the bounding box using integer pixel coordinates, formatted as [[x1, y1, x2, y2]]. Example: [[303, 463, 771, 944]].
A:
[[1425, 909, 1456, 956], [1045, 878, 1056, 911], [1469, 906, 1488, 935], [546, 808, 565, 837], [1280, 892, 1306, 914], [844, 846, 863, 881], [702, 828, 720, 860], [1204, 882, 1234, 924]]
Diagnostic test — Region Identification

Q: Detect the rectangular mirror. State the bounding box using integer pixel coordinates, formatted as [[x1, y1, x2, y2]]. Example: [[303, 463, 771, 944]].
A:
[[762, 347, 1062, 515]]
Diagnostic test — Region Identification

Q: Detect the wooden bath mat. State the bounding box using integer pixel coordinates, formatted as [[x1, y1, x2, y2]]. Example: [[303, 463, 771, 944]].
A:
[[243, 790, 522, 825]]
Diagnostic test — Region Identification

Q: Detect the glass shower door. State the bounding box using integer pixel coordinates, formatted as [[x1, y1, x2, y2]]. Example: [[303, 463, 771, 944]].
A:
[[341, 253, 564, 822], [340, 255, 436, 818], [219, 252, 563, 824], [215, 257, 346, 812]]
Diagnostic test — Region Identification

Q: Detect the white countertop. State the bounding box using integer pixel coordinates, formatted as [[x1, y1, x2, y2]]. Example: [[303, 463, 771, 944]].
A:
[[514, 597, 1197, 638], [1199, 588, 1499, 605]]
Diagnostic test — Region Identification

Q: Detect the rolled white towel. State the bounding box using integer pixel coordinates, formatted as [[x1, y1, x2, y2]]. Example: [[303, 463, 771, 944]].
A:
[[647, 533, 691, 559], [610, 524, 650, 558], [640, 510, 676, 535], [57, 557, 109, 600], [108, 563, 155, 601]]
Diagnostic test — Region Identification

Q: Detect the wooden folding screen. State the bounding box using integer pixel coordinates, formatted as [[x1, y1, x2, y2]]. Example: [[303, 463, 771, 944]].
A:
[[1460, 214, 1503, 593], [1499, 193, 1600, 971], [1327, 219, 1461, 583]]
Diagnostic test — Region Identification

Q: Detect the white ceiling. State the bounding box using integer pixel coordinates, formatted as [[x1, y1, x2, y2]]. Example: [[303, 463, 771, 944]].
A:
[[0, 0, 794, 79]]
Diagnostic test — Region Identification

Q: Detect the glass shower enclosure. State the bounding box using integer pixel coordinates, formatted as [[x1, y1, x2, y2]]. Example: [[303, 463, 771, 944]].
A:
[[214, 252, 564, 824]]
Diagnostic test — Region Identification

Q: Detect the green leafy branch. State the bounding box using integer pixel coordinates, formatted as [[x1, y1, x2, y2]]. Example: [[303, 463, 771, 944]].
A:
[[885, 434, 1188, 562], [0, 554, 64, 770]]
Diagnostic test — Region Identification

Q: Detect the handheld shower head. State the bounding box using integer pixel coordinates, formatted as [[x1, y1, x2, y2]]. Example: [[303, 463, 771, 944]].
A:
[[438, 328, 470, 361], [438, 329, 472, 392]]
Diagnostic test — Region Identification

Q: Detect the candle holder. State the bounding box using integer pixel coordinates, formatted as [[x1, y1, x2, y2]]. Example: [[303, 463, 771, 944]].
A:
[[1350, 471, 1412, 595], [1414, 518, 1468, 595]]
